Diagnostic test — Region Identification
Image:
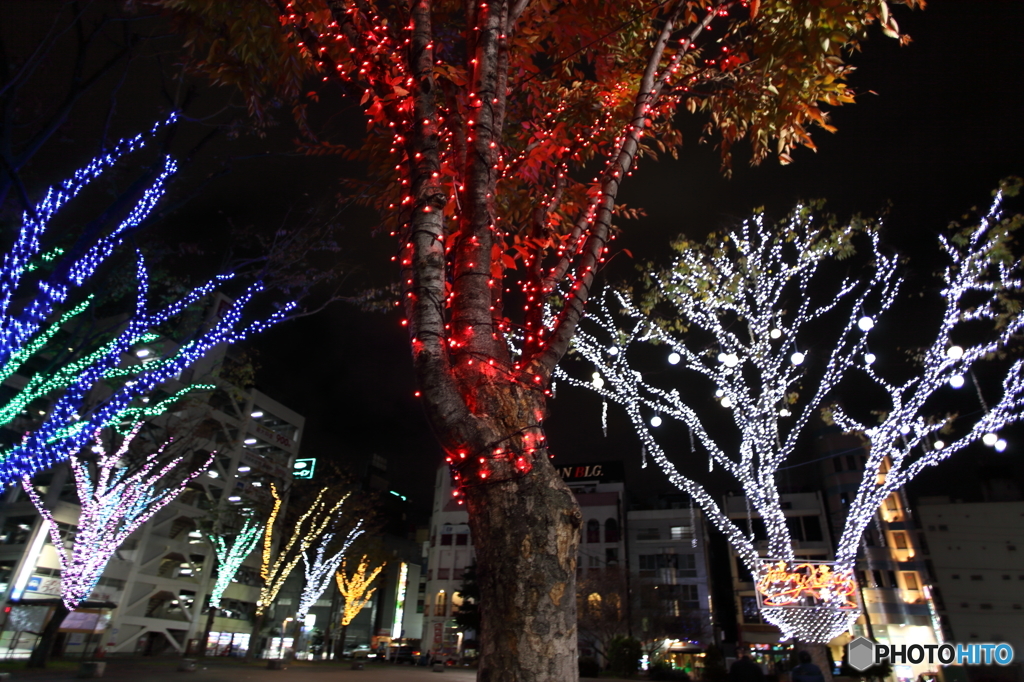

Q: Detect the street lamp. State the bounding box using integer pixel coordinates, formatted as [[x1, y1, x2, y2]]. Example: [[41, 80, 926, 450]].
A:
[[280, 617, 293, 659]]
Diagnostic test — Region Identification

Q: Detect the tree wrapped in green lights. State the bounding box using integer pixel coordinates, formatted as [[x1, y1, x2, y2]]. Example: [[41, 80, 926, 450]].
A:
[[559, 182, 1024, 647], [0, 118, 293, 486]]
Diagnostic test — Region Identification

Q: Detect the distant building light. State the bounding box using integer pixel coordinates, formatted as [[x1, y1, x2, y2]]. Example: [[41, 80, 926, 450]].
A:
[[135, 348, 151, 358], [207, 471, 219, 478], [237, 466, 251, 473], [244, 438, 258, 445], [389, 490, 408, 501], [251, 411, 264, 419], [227, 495, 242, 502]]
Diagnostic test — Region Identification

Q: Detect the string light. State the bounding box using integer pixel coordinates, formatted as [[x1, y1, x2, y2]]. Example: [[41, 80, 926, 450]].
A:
[[296, 520, 364, 623], [0, 121, 294, 486], [205, 517, 265, 610], [336, 555, 385, 629], [21, 424, 213, 610], [256, 484, 349, 617], [559, 188, 1024, 643]]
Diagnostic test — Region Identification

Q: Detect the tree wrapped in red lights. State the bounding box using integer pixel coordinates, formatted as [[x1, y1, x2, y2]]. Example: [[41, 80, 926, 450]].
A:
[[154, 0, 922, 676]]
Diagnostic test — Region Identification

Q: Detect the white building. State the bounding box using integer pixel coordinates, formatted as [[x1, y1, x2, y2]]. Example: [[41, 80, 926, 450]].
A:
[[916, 499, 1024, 655], [0, 335, 305, 658]]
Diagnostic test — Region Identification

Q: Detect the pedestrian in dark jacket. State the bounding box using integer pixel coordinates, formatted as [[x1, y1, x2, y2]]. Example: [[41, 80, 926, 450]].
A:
[[790, 651, 826, 682], [729, 656, 766, 682]]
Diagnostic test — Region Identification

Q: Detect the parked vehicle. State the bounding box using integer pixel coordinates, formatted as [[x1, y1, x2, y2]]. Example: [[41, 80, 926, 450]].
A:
[[343, 644, 371, 659], [391, 646, 422, 664]]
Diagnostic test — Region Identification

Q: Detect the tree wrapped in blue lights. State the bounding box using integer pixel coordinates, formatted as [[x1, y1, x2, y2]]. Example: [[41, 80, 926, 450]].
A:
[[0, 118, 294, 485], [559, 182, 1024, 644]]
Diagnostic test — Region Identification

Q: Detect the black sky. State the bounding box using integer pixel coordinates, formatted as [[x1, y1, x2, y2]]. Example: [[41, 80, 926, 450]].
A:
[[4, 1, 1023, 517]]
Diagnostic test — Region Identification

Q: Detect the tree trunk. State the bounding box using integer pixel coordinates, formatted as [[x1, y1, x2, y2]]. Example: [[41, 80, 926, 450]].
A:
[[245, 611, 266, 661], [26, 602, 69, 668], [466, 454, 581, 682], [196, 606, 217, 658], [798, 642, 835, 682], [339, 622, 349, 657]]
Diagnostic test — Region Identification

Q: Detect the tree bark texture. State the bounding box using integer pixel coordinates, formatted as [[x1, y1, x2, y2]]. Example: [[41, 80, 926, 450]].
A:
[[245, 610, 266, 661], [26, 601, 69, 668], [196, 606, 217, 658], [467, 454, 580, 682]]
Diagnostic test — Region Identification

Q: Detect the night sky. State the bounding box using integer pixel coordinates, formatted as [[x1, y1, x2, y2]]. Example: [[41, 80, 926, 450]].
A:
[[3, 1, 1023, 518]]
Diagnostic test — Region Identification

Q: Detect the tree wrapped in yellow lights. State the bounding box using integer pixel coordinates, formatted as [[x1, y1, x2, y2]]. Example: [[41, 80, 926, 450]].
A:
[[248, 483, 350, 659], [335, 555, 385, 656]]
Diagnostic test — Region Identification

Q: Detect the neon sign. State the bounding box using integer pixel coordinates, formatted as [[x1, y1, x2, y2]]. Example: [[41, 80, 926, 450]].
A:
[[755, 559, 858, 610]]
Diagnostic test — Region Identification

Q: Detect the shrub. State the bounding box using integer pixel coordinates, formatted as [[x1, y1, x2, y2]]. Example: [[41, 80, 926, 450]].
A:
[[579, 656, 601, 678], [607, 636, 643, 678]]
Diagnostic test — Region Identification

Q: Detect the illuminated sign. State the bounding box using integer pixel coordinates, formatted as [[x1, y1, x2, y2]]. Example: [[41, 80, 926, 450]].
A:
[[553, 461, 625, 483], [292, 458, 316, 480], [755, 559, 858, 610], [391, 563, 408, 639]]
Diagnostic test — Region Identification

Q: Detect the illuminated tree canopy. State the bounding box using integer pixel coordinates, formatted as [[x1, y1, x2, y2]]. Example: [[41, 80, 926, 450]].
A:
[[336, 554, 385, 629], [205, 516, 265, 610], [559, 181, 1024, 643], [23, 423, 213, 610], [151, 0, 924, 676], [0, 119, 293, 486]]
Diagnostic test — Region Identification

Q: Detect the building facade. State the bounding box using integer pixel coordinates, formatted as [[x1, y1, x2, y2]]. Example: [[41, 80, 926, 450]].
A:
[[916, 499, 1024, 655], [0, 333, 305, 658]]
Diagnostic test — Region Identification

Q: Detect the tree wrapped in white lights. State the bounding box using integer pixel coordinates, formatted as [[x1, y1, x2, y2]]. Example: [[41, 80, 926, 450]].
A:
[[247, 483, 351, 658], [295, 521, 364, 623], [558, 183, 1024, 644], [21, 424, 213, 666]]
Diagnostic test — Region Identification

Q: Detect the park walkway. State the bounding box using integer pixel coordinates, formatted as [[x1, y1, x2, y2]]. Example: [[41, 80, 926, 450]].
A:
[[0, 658, 640, 681]]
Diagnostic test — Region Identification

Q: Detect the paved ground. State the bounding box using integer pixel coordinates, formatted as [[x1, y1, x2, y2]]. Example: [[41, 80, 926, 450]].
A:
[[0, 658, 639, 681]]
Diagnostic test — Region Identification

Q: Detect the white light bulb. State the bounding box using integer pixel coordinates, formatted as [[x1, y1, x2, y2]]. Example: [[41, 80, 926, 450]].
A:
[[721, 397, 733, 408], [933, 440, 945, 450], [207, 471, 219, 478], [778, 408, 791, 417], [949, 375, 965, 389], [591, 372, 604, 389], [715, 389, 725, 398], [864, 352, 876, 365], [650, 415, 663, 428], [718, 352, 727, 363], [995, 439, 1007, 452], [668, 352, 681, 365], [857, 316, 874, 332], [724, 353, 739, 368], [946, 345, 964, 360], [982, 433, 999, 446], [608, 346, 619, 356], [770, 328, 782, 339], [791, 352, 805, 366], [899, 425, 910, 435]]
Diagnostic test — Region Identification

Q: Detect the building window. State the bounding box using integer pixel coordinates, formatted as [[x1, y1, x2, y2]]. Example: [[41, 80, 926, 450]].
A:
[[435, 591, 447, 616], [438, 568, 449, 580], [440, 534, 453, 546], [0, 516, 36, 545], [604, 519, 619, 544], [885, 495, 898, 511], [455, 534, 469, 546], [892, 531, 909, 549], [670, 525, 693, 541], [980, 603, 993, 610], [588, 554, 600, 568], [903, 572, 919, 590], [586, 519, 600, 543], [952, 574, 960, 580], [605, 548, 619, 566], [453, 568, 464, 581], [637, 528, 660, 541], [741, 596, 761, 624], [970, 575, 983, 581]]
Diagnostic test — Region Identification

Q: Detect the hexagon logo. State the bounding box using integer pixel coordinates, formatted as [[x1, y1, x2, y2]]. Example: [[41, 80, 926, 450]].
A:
[[847, 637, 876, 672]]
